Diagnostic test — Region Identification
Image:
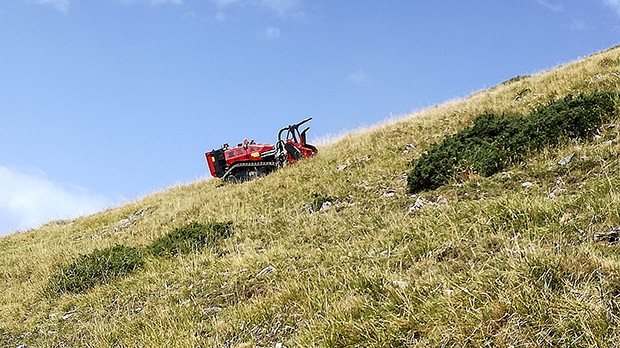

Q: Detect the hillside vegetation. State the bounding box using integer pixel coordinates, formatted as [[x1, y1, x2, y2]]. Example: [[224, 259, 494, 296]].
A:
[[2, 46, 620, 347]]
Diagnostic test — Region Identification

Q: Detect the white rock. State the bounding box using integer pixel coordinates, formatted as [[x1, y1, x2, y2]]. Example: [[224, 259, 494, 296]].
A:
[[383, 190, 396, 198], [408, 197, 432, 212], [403, 144, 416, 154], [522, 181, 533, 188], [320, 201, 332, 212], [392, 280, 408, 288], [557, 153, 575, 166], [257, 265, 276, 277]]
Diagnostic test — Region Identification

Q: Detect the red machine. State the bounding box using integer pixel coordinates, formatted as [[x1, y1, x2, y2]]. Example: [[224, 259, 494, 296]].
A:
[[205, 117, 318, 182]]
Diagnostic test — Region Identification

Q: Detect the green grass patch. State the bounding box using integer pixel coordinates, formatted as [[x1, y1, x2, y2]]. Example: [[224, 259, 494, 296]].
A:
[[48, 221, 233, 295], [408, 92, 618, 194], [147, 221, 233, 256], [47, 244, 145, 295]]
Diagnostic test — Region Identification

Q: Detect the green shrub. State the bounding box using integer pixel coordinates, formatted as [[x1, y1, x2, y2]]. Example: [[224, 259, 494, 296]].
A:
[[310, 193, 337, 212], [48, 244, 145, 295], [147, 221, 233, 256], [408, 92, 617, 194], [526, 92, 617, 148]]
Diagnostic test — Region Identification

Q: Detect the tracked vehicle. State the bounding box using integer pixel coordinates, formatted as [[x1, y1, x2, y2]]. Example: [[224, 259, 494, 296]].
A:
[[205, 117, 317, 182]]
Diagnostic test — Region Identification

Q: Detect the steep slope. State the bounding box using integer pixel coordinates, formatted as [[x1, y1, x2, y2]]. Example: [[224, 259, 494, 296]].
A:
[[2, 46, 620, 347]]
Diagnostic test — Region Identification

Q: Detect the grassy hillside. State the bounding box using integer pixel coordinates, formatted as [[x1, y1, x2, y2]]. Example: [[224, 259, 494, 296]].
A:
[[2, 46, 620, 347]]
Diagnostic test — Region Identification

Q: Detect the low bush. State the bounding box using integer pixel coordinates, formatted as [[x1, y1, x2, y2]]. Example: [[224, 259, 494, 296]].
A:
[[310, 193, 337, 212], [48, 244, 145, 295], [408, 92, 617, 194], [147, 221, 233, 256]]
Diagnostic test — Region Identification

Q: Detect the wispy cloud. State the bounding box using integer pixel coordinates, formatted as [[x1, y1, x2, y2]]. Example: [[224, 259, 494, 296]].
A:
[[568, 17, 587, 31], [262, 26, 281, 39], [347, 69, 370, 85], [0, 166, 110, 236], [209, 0, 302, 18], [114, 0, 184, 5], [536, 0, 564, 12], [151, 0, 184, 4], [211, 0, 243, 7], [30, 0, 184, 12], [32, 0, 71, 13], [261, 0, 301, 18], [600, 0, 620, 16]]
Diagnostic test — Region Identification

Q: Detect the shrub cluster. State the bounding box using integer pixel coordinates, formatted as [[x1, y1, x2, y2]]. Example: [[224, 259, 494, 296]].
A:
[[408, 92, 617, 194], [48, 220, 233, 295], [47, 244, 144, 295], [147, 221, 233, 256]]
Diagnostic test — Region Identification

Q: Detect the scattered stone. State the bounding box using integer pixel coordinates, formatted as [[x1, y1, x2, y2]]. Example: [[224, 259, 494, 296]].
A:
[[557, 153, 575, 166], [392, 280, 408, 288], [178, 299, 191, 306], [408, 197, 432, 213], [275, 343, 286, 348], [522, 181, 533, 189], [134, 307, 143, 313], [257, 265, 276, 277], [548, 188, 566, 199], [336, 164, 348, 171], [435, 196, 447, 205], [400, 173, 408, 182], [61, 313, 73, 321], [319, 201, 332, 212], [594, 227, 620, 245], [556, 176, 565, 186], [403, 144, 416, 154], [114, 207, 151, 233], [383, 189, 396, 198]]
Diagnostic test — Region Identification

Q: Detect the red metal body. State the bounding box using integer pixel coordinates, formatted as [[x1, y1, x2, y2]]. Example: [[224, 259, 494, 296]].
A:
[[205, 117, 317, 181], [225, 143, 274, 167]]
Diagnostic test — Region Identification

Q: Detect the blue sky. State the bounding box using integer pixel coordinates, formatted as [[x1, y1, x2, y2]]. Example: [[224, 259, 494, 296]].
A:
[[1, 0, 619, 235]]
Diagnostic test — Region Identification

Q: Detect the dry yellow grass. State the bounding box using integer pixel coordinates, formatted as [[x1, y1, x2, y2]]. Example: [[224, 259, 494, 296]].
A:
[[1, 45, 620, 347]]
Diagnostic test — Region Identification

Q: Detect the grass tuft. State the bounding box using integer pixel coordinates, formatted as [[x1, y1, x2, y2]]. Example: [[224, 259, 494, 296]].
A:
[[147, 221, 233, 256], [47, 244, 145, 295]]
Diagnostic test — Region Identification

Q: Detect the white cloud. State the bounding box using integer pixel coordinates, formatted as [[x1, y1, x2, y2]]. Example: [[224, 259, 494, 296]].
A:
[[209, 0, 302, 18], [32, 0, 71, 13], [347, 69, 370, 85], [151, 0, 183, 4], [263, 26, 281, 39], [568, 17, 587, 31], [30, 0, 184, 11], [600, 0, 620, 16], [210, 0, 243, 7], [536, 0, 564, 12], [114, 0, 184, 5], [261, 0, 300, 17], [0, 166, 110, 236], [215, 11, 228, 22]]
